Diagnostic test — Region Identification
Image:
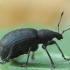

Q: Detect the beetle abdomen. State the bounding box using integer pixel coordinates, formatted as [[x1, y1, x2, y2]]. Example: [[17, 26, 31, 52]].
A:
[[0, 28, 38, 60]]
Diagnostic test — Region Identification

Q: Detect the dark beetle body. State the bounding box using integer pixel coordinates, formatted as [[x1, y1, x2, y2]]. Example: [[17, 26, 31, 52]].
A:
[[0, 28, 60, 60], [0, 27, 65, 69]]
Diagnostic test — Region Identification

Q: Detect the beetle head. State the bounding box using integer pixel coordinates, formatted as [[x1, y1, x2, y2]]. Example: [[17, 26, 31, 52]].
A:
[[54, 32, 63, 40]]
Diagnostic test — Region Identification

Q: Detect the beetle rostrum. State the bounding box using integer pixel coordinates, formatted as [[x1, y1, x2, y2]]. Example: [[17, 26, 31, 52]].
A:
[[0, 12, 70, 68]]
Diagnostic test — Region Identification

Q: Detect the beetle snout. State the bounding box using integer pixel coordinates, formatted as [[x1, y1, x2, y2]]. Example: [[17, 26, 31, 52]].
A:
[[57, 35, 63, 40]]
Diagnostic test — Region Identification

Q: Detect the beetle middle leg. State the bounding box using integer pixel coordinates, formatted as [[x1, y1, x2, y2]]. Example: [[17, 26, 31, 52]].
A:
[[31, 44, 38, 60], [22, 47, 31, 67], [47, 40, 70, 61]]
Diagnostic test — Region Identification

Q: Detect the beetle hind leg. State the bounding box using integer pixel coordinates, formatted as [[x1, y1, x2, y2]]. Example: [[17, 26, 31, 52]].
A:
[[0, 62, 5, 64], [0, 44, 14, 64], [0, 59, 9, 64], [0, 61, 6, 64]]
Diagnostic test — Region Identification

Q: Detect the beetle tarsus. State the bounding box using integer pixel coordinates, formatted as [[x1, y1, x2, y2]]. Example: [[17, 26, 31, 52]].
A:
[[0, 61, 6, 64], [0, 62, 4, 64], [62, 55, 70, 61], [22, 63, 27, 67]]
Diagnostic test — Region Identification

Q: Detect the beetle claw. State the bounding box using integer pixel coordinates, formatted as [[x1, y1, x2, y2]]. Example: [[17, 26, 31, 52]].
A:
[[52, 64, 55, 68]]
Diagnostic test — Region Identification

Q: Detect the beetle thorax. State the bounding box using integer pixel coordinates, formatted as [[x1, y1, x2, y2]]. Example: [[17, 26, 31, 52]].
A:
[[38, 29, 55, 43]]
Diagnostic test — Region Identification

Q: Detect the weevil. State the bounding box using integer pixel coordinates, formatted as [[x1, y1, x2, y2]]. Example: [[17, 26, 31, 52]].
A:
[[0, 12, 70, 68]]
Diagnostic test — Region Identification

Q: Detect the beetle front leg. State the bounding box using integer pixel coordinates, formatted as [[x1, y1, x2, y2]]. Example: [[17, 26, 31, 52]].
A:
[[22, 47, 31, 67], [42, 44, 55, 68], [48, 40, 70, 61]]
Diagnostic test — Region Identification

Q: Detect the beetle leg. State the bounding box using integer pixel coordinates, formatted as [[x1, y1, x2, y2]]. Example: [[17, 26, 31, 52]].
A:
[[42, 44, 55, 68], [0, 44, 14, 64], [31, 52, 35, 60], [0, 60, 7, 64], [31, 44, 38, 60], [22, 47, 31, 67], [47, 40, 70, 61]]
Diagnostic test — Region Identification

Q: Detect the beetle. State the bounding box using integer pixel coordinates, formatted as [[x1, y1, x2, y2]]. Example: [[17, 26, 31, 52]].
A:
[[0, 12, 70, 68]]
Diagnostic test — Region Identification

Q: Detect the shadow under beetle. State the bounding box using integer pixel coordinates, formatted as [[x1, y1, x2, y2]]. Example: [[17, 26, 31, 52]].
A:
[[0, 12, 70, 68]]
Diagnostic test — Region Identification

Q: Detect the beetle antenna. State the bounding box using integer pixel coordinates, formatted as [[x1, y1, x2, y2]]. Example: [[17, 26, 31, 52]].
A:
[[62, 28, 70, 34], [58, 11, 64, 33]]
